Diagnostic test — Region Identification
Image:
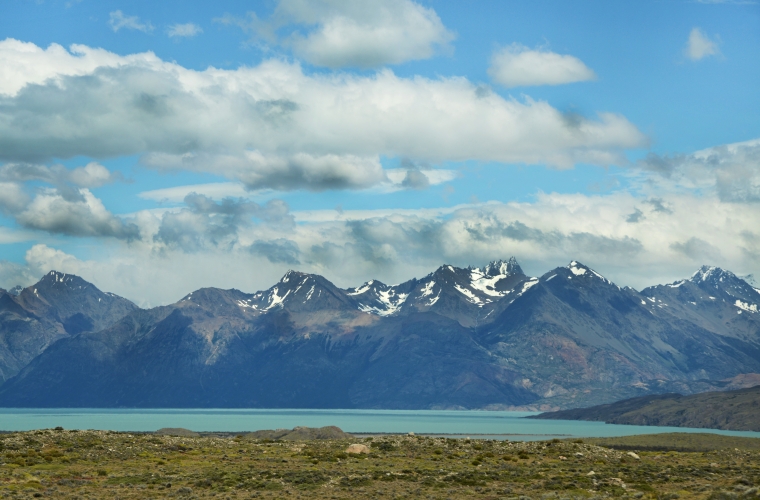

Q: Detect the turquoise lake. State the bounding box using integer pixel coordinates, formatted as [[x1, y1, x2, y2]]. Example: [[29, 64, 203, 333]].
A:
[[1, 409, 759, 441]]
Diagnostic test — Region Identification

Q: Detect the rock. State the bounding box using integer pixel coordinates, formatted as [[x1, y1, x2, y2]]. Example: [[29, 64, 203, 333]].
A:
[[627, 451, 640, 460], [586, 471, 595, 476], [346, 444, 370, 454], [609, 478, 627, 489], [575, 452, 584, 457]]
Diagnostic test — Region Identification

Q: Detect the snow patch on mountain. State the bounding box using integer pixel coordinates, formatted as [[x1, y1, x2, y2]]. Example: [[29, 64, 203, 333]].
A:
[[420, 281, 436, 298], [454, 284, 483, 305], [469, 269, 508, 297], [735, 300, 758, 313], [264, 287, 290, 311], [347, 281, 374, 296], [519, 277, 539, 294]]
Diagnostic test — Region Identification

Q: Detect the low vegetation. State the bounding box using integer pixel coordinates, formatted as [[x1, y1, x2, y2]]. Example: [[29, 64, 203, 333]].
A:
[[1, 428, 759, 499]]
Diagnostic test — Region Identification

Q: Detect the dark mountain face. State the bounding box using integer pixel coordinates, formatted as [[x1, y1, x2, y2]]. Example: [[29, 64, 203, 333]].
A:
[[0, 260, 758, 409], [0, 271, 137, 383], [15, 271, 138, 334], [476, 261, 760, 408], [640, 266, 760, 346]]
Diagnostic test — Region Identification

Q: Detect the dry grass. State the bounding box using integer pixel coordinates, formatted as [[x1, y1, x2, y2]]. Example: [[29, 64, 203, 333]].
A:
[[0, 429, 759, 499]]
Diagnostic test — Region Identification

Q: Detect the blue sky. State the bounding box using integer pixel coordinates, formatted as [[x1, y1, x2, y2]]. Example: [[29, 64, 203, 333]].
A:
[[0, 0, 759, 306]]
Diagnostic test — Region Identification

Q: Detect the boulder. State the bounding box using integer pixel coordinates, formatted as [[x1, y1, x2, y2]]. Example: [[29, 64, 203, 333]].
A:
[[346, 443, 370, 454]]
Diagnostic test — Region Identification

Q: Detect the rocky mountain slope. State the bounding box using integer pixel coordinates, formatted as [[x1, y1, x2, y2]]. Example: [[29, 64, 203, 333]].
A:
[[0, 271, 137, 383], [530, 384, 760, 431], [0, 260, 758, 409]]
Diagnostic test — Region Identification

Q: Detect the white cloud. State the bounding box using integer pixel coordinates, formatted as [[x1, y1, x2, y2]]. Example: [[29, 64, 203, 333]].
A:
[[0, 182, 30, 213], [221, 0, 455, 68], [137, 168, 459, 203], [488, 44, 596, 88], [6, 183, 758, 306], [0, 39, 158, 97], [0, 161, 117, 187], [1, 137, 758, 306], [108, 10, 154, 33], [0, 39, 645, 190], [139, 182, 252, 203], [16, 188, 139, 240], [634, 138, 760, 202], [685, 28, 720, 61], [167, 23, 203, 38]]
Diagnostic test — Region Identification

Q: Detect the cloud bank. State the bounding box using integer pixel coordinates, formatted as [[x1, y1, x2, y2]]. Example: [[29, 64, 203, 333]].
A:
[[0, 39, 644, 192]]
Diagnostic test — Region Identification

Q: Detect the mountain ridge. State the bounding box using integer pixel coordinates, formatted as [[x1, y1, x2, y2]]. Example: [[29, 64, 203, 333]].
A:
[[0, 258, 758, 409]]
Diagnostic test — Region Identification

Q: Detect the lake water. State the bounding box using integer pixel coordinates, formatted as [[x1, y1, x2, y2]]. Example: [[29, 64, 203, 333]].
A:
[[1, 409, 759, 441]]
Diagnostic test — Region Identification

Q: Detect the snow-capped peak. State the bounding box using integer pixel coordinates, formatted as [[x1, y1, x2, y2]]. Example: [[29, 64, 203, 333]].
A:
[[689, 265, 738, 284], [566, 261, 610, 283], [482, 257, 523, 277]]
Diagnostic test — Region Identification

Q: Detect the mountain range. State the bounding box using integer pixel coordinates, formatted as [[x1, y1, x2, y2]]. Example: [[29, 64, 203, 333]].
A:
[[0, 258, 758, 409]]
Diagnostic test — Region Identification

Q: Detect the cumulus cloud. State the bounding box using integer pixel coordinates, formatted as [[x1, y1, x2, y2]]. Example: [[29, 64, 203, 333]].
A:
[[0, 40, 645, 189], [167, 23, 203, 38], [219, 0, 455, 68], [0, 160, 126, 238], [685, 28, 720, 61], [109, 10, 154, 33], [15, 188, 140, 240], [138, 182, 250, 203], [488, 44, 596, 88], [2, 180, 759, 306], [670, 237, 723, 262], [0, 162, 118, 188], [154, 194, 294, 252], [143, 152, 389, 191], [634, 138, 760, 203], [0, 182, 30, 214], [248, 239, 301, 265]]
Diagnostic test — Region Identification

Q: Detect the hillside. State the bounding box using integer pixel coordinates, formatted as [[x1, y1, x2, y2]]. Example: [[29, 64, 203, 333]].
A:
[[530, 385, 760, 431]]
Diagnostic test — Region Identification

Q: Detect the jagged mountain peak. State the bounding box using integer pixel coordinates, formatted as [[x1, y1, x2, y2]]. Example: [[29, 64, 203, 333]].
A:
[[690, 265, 736, 284], [687, 265, 760, 312], [237, 270, 358, 314], [35, 270, 91, 290], [482, 257, 523, 277]]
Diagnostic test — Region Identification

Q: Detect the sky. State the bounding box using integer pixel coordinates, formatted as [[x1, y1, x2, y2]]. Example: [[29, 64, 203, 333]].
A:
[[0, 0, 759, 306]]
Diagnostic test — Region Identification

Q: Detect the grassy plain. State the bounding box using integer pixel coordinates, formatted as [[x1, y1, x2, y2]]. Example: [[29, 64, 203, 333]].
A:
[[1, 429, 759, 499]]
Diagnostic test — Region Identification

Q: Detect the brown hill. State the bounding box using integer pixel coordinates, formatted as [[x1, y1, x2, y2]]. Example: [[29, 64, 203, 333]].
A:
[[530, 385, 760, 431]]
